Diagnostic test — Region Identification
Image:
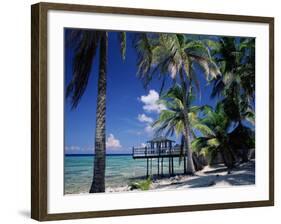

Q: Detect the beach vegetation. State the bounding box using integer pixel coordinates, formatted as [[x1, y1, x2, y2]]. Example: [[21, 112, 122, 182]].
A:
[[129, 177, 152, 191]]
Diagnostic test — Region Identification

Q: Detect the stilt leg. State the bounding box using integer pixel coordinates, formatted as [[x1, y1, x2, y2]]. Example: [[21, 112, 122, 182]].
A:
[[169, 157, 171, 176], [161, 157, 163, 176], [146, 158, 148, 177], [157, 157, 159, 176], [172, 157, 174, 175], [150, 158, 152, 177]]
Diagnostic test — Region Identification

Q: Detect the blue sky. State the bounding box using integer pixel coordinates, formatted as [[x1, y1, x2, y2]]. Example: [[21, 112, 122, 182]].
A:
[[64, 30, 220, 154]]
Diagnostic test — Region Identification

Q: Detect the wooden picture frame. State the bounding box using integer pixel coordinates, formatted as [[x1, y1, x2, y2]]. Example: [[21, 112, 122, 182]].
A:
[[31, 2, 274, 221]]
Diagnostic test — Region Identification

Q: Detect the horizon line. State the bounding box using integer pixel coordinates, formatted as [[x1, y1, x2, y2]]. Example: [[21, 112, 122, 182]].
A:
[[65, 153, 132, 156]]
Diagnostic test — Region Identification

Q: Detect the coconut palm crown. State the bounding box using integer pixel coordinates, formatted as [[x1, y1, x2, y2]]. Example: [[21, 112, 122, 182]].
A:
[[134, 33, 220, 174], [153, 85, 214, 172]]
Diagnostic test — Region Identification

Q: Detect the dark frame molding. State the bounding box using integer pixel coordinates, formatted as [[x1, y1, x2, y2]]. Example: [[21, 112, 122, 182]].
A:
[[31, 2, 274, 221]]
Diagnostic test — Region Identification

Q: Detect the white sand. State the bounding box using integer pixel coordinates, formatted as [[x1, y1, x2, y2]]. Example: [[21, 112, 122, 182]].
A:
[[106, 160, 255, 192]]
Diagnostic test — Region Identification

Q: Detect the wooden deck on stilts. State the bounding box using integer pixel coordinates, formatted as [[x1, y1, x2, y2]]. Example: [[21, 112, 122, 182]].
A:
[[132, 145, 185, 177]]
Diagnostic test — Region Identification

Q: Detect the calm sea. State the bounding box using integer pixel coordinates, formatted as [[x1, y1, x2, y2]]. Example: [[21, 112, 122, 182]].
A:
[[65, 154, 185, 194]]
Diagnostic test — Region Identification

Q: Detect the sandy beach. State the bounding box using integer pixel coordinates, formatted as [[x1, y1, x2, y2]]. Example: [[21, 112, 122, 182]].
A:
[[106, 160, 255, 193]]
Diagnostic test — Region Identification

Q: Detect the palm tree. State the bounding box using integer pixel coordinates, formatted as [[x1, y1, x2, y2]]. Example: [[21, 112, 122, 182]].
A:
[[66, 30, 126, 193], [134, 33, 220, 174], [192, 102, 254, 169], [191, 103, 236, 169], [209, 37, 255, 126], [206, 37, 255, 162], [153, 85, 214, 172], [228, 122, 255, 162]]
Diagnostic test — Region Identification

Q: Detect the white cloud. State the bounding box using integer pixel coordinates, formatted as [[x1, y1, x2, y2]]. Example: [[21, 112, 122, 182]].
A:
[[140, 143, 147, 147], [106, 134, 122, 149], [137, 114, 153, 123], [144, 125, 155, 135], [137, 90, 165, 136], [140, 90, 166, 113], [137, 113, 154, 136], [65, 145, 81, 152]]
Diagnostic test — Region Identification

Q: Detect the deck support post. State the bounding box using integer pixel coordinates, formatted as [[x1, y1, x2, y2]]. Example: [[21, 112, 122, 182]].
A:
[[161, 157, 163, 176], [145, 147, 148, 177], [172, 157, 174, 175], [157, 157, 160, 176], [146, 158, 149, 178], [169, 142, 172, 176], [157, 148, 160, 176], [168, 157, 171, 176], [150, 158, 152, 176]]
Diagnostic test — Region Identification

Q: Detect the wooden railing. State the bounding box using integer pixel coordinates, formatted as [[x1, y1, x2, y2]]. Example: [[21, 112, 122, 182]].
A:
[[132, 146, 182, 158]]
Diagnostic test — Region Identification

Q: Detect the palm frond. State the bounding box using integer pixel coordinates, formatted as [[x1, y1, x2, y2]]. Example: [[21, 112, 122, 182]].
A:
[[208, 60, 221, 79], [206, 138, 220, 147], [134, 33, 153, 82], [185, 40, 211, 59], [66, 30, 102, 108], [191, 137, 209, 152], [193, 123, 215, 136], [118, 32, 126, 60]]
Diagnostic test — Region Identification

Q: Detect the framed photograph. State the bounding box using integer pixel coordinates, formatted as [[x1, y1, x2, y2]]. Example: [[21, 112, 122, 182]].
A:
[[31, 2, 274, 221]]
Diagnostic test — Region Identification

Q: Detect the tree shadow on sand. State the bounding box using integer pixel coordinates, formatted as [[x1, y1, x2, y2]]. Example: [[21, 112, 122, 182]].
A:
[[156, 160, 255, 189]]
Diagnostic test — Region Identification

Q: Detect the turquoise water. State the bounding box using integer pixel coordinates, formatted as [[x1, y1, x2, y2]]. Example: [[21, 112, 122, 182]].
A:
[[64, 155, 185, 194]]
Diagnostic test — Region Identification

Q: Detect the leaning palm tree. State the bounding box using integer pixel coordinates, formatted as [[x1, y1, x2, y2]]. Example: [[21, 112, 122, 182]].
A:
[[66, 30, 126, 193], [192, 102, 254, 169], [153, 85, 214, 172], [191, 103, 236, 169], [134, 33, 220, 174]]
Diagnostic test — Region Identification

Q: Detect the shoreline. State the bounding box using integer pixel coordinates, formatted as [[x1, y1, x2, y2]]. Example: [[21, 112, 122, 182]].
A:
[[105, 160, 255, 193]]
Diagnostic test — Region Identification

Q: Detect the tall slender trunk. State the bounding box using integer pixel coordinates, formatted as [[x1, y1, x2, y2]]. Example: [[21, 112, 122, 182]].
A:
[[181, 135, 187, 174], [220, 145, 235, 170], [179, 70, 196, 174], [90, 32, 108, 193], [236, 121, 248, 163]]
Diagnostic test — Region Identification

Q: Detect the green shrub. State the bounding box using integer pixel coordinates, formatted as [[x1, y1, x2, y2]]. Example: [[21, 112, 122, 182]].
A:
[[129, 177, 152, 191]]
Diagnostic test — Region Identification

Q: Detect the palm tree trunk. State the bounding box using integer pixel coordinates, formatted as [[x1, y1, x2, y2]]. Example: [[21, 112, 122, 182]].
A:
[[179, 70, 196, 175], [220, 147, 235, 170], [182, 127, 195, 174], [90, 32, 108, 193]]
